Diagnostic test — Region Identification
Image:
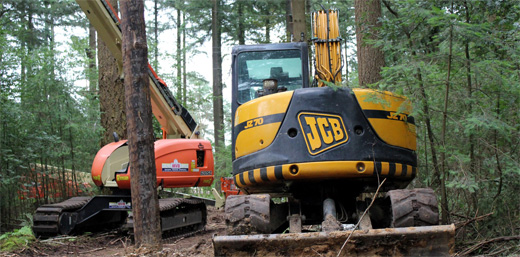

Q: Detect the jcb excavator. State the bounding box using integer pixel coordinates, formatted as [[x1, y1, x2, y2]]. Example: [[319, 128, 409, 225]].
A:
[[32, 0, 214, 238], [213, 9, 455, 256]]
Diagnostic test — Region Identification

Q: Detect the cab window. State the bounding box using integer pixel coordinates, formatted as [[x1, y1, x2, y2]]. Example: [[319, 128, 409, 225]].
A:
[[237, 50, 303, 104]]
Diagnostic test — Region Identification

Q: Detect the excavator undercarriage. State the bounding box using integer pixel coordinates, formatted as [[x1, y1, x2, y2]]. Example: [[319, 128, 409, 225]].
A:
[[216, 188, 454, 256], [33, 196, 207, 239]]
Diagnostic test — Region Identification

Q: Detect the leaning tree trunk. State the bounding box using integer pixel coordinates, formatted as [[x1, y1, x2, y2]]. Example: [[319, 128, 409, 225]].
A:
[[355, 0, 385, 88], [98, 0, 127, 146], [120, 0, 162, 250]]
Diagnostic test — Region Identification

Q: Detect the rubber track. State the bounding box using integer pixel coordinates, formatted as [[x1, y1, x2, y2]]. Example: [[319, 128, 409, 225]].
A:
[[33, 197, 92, 238], [388, 188, 439, 228]]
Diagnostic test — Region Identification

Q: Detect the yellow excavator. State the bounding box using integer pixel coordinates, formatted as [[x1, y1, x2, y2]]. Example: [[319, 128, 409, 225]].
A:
[[213, 9, 455, 256]]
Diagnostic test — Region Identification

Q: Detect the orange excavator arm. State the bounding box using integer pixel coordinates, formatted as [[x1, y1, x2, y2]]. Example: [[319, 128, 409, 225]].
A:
[[77, 0, 198, 139]]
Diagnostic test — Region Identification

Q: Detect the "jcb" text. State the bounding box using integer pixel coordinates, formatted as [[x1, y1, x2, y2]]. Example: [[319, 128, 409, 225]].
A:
[[304, 117, 344, 151]]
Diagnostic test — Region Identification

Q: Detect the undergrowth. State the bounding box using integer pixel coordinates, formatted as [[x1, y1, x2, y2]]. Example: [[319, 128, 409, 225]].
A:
[[0, 226, 35, 252]]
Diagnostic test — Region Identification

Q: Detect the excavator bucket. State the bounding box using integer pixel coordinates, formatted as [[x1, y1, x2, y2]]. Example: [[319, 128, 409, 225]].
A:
[[213, 224, 455, 256]]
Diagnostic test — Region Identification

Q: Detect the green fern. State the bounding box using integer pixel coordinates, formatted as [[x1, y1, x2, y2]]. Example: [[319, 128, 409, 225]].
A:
[[0, 226, 35, 252]]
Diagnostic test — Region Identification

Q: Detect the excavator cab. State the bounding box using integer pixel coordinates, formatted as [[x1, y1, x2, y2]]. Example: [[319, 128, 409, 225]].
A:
[[234, 44, 308, 104], [232, 43, 309, 109]]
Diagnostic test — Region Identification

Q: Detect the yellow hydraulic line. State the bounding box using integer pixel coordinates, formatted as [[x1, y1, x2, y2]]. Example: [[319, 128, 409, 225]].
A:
[[312, 10, 342, 87]]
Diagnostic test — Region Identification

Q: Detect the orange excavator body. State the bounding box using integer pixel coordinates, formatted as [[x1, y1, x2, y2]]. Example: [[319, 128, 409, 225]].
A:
[[106, 139, 214, 190]]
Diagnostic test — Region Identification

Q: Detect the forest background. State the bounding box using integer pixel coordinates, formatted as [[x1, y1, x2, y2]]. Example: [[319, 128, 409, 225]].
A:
[[0, 0, 518, 255]]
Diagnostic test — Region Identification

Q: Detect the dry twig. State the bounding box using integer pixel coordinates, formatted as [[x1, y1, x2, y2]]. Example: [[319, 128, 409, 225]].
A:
[[40, 236, 76, 242], [455, 212, 493, 229], [456, 235, 520, 256], [32, 247, 49, 256], [79, 247, 106, 254], [110, 237, 124, 245]]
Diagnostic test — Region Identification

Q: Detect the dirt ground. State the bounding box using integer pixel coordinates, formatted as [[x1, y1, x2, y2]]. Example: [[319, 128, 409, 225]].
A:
[[1, 206, 227, 257]]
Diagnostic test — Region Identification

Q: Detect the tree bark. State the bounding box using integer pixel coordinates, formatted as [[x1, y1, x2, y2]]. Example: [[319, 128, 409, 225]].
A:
[[182, 11, 187, 106], [290, 0, 306, 42], [212, 0, 224, 151], [464, 0, 476, 180], [98, 0, 126, 146], [153, 0, 159, 71], [238, 0, 245, 45], [88, 23, 97, 123], [285, 0, 291, 42], [438, 1, 455, 225], [355, 0, 385, 87], [176, 6, 182, 102], [120, 0, 162, 250], [263, 4, 270, 43], [88, 23, 97, 95]]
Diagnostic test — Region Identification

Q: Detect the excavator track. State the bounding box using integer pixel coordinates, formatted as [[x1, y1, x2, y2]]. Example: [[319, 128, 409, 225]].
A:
[[125, 198, 207, 239], [33, 196, 206, 240], [33, 197, 93, 238]]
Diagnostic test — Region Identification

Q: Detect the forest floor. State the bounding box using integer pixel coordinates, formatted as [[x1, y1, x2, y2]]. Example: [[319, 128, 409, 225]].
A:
[[1, 206, 227, 257], [2, 206, 516, 256]]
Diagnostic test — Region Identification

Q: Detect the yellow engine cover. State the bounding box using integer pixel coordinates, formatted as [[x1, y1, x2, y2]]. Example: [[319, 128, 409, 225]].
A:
[[234, 91, 293, 158], [353, 89, 416, 151]]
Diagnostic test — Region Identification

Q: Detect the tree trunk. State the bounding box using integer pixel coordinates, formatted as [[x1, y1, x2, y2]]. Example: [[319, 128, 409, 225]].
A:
[[88, 23, 97, 123], [263, 5, 270, 43], [238, 0, 245, 45], [355, 0, 385, 87], [464, 0, 476, 180], [120, 0, 162, 250], [176, 7, 182, 102], [182, 11, 187, 106], [212, 0, 224, 151], [88, 23, 97, 94], [153, 0, 159, 70], [285, 0, 291, 42], [290, 0, 306, 42], [98, 0, 126, 146], [439, 2, 454, 224]]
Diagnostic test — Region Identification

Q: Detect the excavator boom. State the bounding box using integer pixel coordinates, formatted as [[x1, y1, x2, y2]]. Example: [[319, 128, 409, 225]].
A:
[[77, 0, 197, 139]]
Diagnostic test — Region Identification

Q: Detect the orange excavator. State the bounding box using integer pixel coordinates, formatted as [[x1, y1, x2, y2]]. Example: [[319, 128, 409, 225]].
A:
[[32, 0, 214, 238]]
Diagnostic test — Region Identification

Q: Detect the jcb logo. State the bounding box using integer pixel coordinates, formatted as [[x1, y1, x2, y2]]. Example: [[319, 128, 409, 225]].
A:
[[298, 112, 348, 155]]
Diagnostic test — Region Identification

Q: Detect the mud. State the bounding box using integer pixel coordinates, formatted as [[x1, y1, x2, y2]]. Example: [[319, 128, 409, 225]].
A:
[[322, 214, 342, 232]]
